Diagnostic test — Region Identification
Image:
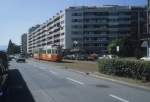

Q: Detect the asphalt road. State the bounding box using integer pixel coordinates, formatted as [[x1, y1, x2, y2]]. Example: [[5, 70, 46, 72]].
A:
[[7, 59, 150, 102]]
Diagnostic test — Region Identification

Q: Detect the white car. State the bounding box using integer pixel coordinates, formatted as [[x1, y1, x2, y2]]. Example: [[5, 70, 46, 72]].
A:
[[98, 55, 118, 59], [140, 57, 150, 61]]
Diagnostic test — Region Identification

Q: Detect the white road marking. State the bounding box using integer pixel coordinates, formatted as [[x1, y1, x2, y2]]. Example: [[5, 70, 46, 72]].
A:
[[109, 94, 129, 102], [66, 77, 84, 85], [49, 71, 58, 75]]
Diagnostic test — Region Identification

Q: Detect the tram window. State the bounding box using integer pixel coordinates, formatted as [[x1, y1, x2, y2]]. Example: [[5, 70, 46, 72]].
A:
[[42, 50, 46, 54], [52, 49, 56, 54], [55, 50, 58, 54], [50, 49, 58, 54], [47, 49, 51, 54], [51, 49, 54, 54], [39, 49, 43, 54], [54, 49, 58, 54], [34, 50, 38, 54]]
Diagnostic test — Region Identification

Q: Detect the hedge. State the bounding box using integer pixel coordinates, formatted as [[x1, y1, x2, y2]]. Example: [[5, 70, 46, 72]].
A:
[[98, 59, 150, 81]]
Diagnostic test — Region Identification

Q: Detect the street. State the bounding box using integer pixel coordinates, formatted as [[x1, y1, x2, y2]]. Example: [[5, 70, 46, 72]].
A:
[[7, 59, 150, 102]]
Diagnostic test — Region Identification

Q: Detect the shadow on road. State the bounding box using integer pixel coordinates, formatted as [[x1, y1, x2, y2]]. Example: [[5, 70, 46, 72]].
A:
[[7, 69, 35, 102]]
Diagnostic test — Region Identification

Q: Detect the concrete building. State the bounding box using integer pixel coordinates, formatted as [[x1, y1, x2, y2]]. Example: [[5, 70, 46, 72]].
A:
[[21, 33, 27, 56], [27, 25, 41, 54], [65, 6, 131, 54], [131, 7, 147, 40], [148, 0, 150, 34], [141, 0, 150, 57], [145, 0, 150, 57], [130, 7, 147, 57], [27, 5, 146, 55]]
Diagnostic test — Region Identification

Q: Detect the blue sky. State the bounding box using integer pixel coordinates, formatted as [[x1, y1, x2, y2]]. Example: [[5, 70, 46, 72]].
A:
[[0, 0, 147, 46]]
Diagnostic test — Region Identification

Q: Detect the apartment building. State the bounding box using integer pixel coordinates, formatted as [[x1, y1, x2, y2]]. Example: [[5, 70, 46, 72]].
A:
[[27, 25, 41, 54], [27, 5, 146, 55]]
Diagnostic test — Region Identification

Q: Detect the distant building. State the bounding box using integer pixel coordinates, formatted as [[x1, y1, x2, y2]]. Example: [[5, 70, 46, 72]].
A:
[[27, 5, 146, 55], [21, 33, 27, 56]]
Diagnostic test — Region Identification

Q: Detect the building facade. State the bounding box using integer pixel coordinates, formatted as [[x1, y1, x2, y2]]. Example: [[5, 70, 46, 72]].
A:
[[143, 0, 150, 57], [27, 6, 146, 55], [130, 7, 147, 57], [148, 0, 150, 34], [65, 6, 131, 54], [21, 33, 27, 56], [141, 0, 150, 57], [131, 7, 147, 40]]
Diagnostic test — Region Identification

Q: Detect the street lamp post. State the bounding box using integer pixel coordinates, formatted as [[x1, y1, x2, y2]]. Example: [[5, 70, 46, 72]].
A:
[[116, 46, 119, 56], [73, 40, 78, 49], [73, 40, 79, 60]]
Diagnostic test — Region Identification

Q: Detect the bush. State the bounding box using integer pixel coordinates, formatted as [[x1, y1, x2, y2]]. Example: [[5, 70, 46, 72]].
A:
[[98, 59, 150, 81]]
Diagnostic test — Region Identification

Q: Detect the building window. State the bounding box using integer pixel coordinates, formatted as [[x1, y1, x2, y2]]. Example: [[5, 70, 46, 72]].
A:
[[72, 38, 82, 41], [61, 26, 64, 30], [72, 31, 82, 35], [72, 25, 82, 29], [83, 12, 108, 16], [60, 38, 64, 42], [72, 12, 82, 16], [61, 14, 64, 18], [61, 33, 64, 35], [72, 19, 82, 22], [61, 21, 64, 24]]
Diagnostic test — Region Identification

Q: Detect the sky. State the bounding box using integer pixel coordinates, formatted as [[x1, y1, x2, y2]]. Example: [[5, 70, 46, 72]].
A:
[[0, 0, 147, 47]]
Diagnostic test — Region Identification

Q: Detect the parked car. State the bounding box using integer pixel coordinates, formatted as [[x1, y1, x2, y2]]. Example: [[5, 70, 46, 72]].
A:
[[8, 55, 15, 61], [63, 54, 76, 60], [87, 53, 98, 61], [140, 57, 150, 61], [75, 54, 87, 60], [98, 55, 118, 59], [0, 51, 9, 101], [16, 57, 26, 63]]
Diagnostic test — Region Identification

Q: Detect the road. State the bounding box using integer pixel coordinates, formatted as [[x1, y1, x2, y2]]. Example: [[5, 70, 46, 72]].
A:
[[7, 59, 150, 102]]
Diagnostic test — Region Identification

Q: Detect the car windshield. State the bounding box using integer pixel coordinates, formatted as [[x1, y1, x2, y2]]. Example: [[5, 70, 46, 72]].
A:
[[0, 0, 150, 102]]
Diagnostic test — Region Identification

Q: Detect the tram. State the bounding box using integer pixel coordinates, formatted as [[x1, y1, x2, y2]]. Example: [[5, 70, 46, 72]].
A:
[[33, 46, 62, 62]]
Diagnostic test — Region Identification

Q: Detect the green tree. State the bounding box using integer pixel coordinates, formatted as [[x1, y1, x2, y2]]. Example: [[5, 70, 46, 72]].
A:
[[7, 40, 14, 55], [107, 39, 121, 55], [7, 40, 20, 55], [107, 38, 134, 57]]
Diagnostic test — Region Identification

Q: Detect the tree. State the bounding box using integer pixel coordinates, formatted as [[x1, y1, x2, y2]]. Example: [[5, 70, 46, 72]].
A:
[[107, 38, 134, 57], [108, 39, 122, 56], [7, 40, 14, 55], [7, 40, 20, 55], [14, 45, 21, 54]]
